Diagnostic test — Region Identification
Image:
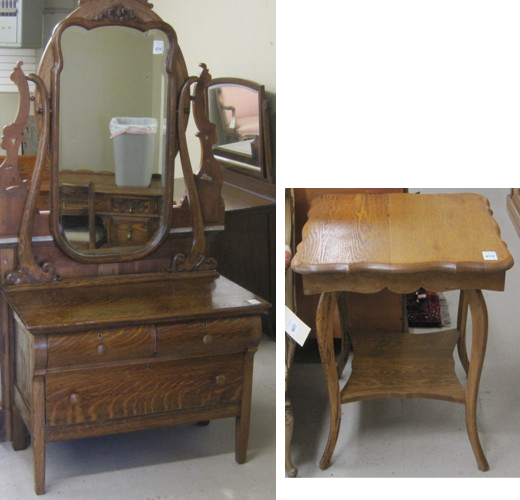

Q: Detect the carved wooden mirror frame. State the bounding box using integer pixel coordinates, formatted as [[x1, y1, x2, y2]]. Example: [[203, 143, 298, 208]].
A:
[[49, 1, 182, 264], [7, 0, 222, 284]]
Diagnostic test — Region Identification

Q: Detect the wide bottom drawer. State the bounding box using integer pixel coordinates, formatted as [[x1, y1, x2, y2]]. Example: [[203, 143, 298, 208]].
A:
[[45, 354, 244, 427]]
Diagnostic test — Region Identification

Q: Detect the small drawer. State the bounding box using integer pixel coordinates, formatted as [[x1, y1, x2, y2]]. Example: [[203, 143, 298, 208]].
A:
[[45, 354, 244, 426], [111, 197, 157, 215], [47, 326, 154, 368], [156, 317, 260, 359], [110, 218, 151, 246]]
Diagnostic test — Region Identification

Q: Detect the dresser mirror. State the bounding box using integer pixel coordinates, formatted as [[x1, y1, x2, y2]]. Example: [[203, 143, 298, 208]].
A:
[[208, 78, 272, 183], [46, 10, 180, 262], [57, 26, 169, 253]]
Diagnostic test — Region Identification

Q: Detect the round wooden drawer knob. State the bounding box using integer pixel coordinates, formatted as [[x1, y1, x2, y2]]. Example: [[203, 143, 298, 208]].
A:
[[69, 392, 81, 405], [215, 375, 226, 386], [203, 335, 214, 345], [96, 343, 106, 355]]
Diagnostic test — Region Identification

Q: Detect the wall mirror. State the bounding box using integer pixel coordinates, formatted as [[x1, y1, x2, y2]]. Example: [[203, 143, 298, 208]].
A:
[[207, 78, 272, 183], [42, 6, 184, 263]]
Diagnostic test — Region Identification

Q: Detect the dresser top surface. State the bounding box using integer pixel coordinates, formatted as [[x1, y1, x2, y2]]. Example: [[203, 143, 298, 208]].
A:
[[3, 274, 270, 334], [292, 193, 514, 284]]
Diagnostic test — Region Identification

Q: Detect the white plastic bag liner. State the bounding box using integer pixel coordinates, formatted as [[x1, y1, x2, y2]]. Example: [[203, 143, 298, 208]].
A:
[[109, 117, 157, 138], [110, 117, 157, 188]]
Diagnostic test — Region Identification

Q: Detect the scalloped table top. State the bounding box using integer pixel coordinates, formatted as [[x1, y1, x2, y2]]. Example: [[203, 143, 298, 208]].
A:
[[291, 193, 514, 294]]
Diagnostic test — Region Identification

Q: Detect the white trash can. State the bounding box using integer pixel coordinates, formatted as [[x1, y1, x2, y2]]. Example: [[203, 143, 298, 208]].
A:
[[110, 117, 157, 187]]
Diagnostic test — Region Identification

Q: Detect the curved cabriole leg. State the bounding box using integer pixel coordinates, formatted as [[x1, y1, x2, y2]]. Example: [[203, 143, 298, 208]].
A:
[[316, 292, 341, 470], [457, 290, 470, 375], [335, 292, 351, 379], [465, 289, 490, 472], [285, 397, 298, 477]]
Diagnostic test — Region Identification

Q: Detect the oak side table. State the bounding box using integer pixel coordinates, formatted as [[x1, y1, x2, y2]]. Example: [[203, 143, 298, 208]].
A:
[[291, 193, 514, 471]]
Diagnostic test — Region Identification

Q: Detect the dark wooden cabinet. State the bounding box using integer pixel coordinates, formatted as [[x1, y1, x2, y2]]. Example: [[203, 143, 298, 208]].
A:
[[210, 184, 275, 337]]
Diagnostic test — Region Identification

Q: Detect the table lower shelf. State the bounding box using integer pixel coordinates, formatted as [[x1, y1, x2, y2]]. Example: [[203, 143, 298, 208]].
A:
[[341, 330, 467, 404]]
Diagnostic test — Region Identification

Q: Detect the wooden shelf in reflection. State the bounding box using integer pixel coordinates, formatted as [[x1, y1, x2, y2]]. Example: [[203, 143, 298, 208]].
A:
[[58, 170, 163, 249]]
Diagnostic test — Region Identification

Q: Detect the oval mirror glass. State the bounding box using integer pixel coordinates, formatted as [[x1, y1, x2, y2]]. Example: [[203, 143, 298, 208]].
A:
[[56, 25, 170, 255]]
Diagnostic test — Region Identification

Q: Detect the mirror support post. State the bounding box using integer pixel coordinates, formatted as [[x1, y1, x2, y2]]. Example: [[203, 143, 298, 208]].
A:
[[171, 65, 219, 272], [6, 68, 58, 285]]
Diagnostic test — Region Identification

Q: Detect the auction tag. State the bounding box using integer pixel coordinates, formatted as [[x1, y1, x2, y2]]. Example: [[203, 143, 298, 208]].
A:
[[482, 251, 498, 261], [153, 40, 164, 54], [285, 306, 311, 346]]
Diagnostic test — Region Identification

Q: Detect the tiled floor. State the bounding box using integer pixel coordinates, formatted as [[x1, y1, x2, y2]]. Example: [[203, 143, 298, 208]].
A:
[[0, 334, 276, 499], [286, 188, 520, 481]]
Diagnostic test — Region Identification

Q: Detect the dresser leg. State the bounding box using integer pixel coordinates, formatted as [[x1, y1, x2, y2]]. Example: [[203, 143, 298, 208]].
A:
[[316, 292, 341, 470], [465, 290, 490, 471], [235, 351, 254, 464], [32, 376, 46, 495], [11, 405, 28, 451]]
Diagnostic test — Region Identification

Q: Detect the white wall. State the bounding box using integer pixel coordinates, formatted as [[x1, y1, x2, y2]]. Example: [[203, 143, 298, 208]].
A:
[[152, 0, 275, 92], [152, 0, 276, 177], [1, 1, 276, 176]]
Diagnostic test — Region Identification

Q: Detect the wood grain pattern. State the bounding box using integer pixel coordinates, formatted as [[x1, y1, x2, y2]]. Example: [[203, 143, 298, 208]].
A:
[[47, 326, 155, 368], [45, 354, 244, 426], [235, 350, 255, 463], [156, 317, 260, 359], [293, 189, 404, 340], [294, 193, 510, 473], [11, 404, 28, 451], [6, 272, 268, 493], [4, 275, 270, 334], [14, 319, 34, 403], [46, 404, 240, 442], [315, 292, 340, 470], [172, 67, 217, 272], [0, 247, 16, 440], [32, 375, 45, 495], [0, 62, 29, 194], [292, 193, 514, 294], [343, 330, 466, 403], [2, 1, 270, 493], [457, 290, 470, 374], [465, 289, 489, 471]]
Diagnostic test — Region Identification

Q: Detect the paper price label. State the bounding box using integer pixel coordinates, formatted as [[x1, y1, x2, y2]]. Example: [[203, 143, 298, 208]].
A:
[[153, 40, 164, 54], [482, 251, 498, 261], [285, 306, 311, 346]]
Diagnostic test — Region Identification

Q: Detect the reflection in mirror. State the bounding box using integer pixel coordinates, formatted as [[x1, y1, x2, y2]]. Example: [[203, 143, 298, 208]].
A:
[[208, 82, 262, 176], [58, 26, 169, 253]]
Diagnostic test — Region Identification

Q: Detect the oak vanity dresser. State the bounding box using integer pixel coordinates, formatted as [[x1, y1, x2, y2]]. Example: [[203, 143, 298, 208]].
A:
[[0, 0, 270, 494]]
